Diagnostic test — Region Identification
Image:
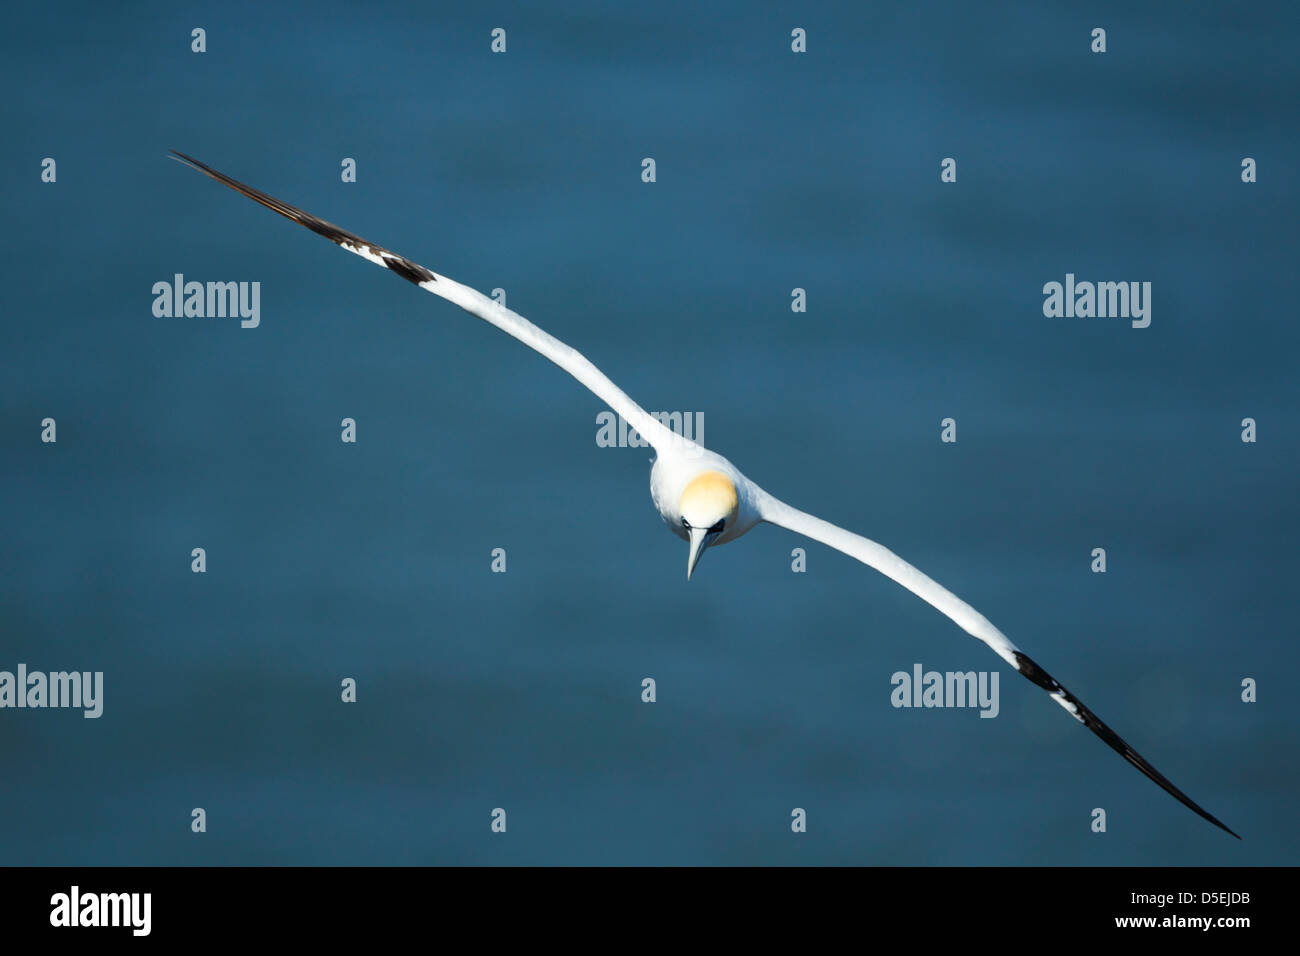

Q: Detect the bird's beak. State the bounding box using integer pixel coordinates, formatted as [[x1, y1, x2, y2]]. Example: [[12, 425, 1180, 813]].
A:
[[686, 526, 711, 580]]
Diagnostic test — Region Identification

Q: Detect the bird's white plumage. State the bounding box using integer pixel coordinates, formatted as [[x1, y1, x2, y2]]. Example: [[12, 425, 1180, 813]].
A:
[[756, 495, 1089, 724], [755, 494, 1024, 669], [412, 273, 681, 454], [170, 150, 1238, 839]]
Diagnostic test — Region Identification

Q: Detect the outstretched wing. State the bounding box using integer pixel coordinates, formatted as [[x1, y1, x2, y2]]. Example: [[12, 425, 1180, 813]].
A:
[[758, 492, 1239, 838], [169, 151, 679, 452]]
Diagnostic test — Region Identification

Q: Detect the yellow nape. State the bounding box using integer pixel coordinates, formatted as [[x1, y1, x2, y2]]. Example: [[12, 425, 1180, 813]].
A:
[[679, 470, 738, 517]]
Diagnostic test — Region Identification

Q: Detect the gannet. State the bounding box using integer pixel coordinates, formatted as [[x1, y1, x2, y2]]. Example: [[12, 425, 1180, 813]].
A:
[[170, 151, 1238, 839]]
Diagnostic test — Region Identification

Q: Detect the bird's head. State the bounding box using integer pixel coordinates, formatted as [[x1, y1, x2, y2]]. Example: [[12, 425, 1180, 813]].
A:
[[679, 470, 739, 580]]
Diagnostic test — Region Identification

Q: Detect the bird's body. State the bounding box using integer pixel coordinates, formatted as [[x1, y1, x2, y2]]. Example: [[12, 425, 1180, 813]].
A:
[[171, 151, 1239, 839], [651, 450, 759, 547]]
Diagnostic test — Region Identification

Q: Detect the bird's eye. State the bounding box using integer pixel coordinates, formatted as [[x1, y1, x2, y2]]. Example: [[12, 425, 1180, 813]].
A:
[[681, 517, 690, 529], [708, 519, 725, 534]]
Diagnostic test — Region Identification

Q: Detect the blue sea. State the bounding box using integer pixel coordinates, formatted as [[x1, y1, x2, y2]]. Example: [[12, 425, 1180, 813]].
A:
[[1, 0, 1297, 865]]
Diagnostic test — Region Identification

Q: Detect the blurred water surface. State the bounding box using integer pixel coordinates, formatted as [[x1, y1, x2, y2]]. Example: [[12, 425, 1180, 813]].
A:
[[1, 1, 1296, 864]]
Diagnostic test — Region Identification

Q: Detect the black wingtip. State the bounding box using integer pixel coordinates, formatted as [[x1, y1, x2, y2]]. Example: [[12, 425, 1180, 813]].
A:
[[1012, 651, 1240, 839], [168, 149, 204, 171], [167, 151, 436, 287]]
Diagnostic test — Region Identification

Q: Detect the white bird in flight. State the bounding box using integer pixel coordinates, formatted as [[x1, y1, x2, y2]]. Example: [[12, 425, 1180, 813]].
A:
[[171, 151, 1238, 839]]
